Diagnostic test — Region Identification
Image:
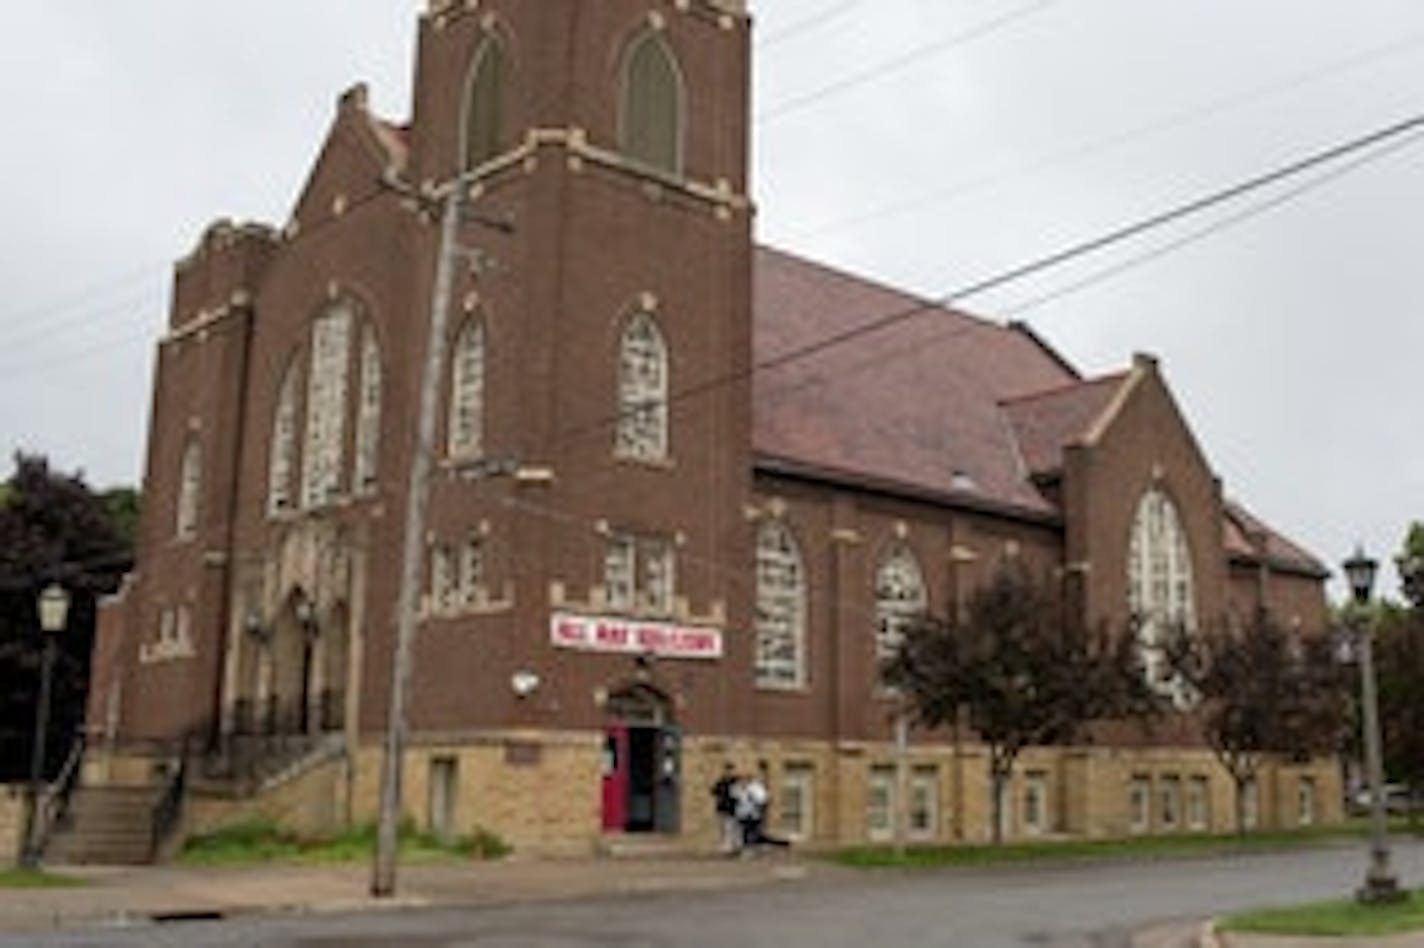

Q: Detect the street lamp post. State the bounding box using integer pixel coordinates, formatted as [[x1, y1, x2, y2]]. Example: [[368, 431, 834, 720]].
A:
[[22, 583, 71, 868], [1342, 546, 1403, 905]]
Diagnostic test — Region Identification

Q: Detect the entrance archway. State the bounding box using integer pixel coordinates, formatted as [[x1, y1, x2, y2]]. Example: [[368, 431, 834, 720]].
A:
[[602, 682, 681, 835]]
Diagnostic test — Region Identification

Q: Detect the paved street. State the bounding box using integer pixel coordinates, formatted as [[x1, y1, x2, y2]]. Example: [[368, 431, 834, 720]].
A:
[[6, 841, 1424, 947]]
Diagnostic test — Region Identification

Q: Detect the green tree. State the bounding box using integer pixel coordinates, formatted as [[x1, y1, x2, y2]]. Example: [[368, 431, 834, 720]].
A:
[[0, 453, 133, 782], [882, 563, 1156, 844], [1167, 609, 1350, 835], [1375, 524, 1424, 824], [1398, 521, 1424, 609], [97, 486, 141, 550]]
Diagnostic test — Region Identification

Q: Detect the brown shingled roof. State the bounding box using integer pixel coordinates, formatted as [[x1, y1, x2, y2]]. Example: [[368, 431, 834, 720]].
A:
[[1224, 501, 1329, 578], [751, 247, 1327, 581], [752, 245, 1077, 514], [1000, 373, 1129, 478]]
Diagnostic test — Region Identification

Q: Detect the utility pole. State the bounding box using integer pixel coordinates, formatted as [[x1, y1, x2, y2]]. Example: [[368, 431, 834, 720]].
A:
[[894, 700, 908, 858], [371, 179, 464, 899]]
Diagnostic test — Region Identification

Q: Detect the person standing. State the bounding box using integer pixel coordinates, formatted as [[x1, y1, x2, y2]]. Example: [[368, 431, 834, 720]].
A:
[[710, 762, 740, 855], [747, 760, 790, 852]]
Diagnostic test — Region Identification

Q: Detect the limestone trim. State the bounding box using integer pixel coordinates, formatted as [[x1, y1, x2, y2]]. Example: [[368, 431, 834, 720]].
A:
[[164, 294, 252, 345], [424, 0, 748, 28], [1082, 363, 1145, 447], [418, 578, 515, 620], [425, 127, 751, 215]]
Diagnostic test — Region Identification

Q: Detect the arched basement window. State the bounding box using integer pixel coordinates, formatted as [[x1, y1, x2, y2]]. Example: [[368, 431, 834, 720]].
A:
[[755, 519, 807, 688], [621, 32, 684, 175], [1127, 488, 1196, 697], [448, 319, 485, 459], [875, 545, 926, 662], [463, 36, 506, 171], [615, 311, 668, 461]]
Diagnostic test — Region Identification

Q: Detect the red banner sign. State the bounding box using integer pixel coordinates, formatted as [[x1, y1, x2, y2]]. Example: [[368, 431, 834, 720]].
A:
[[550, 612, 723, 660]]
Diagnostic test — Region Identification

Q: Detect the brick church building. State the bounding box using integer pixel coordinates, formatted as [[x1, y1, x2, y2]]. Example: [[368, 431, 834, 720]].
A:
[[85, 0, 1336, 854]]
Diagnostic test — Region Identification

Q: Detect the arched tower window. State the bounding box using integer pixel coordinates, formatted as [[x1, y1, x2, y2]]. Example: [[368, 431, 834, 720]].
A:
[[175, 438, 202, 539], [462, 36, 506, 171], [621, 32, 684, 175], [353, 325, 382, 494], [615, 311, 668, 461], [268, 360, 300, 514], [875, 545, 926, 662], [1127, 488, 1196, 695], [448, 319, 485, 459], [301, 303, 353, 508], [755, 519, 806, 688]]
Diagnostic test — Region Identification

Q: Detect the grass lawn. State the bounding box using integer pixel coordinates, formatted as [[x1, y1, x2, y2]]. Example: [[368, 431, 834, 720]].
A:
[[178, 820, 510, 867], [831, 823, 1400, 870], [1224, 889, 1424, 937], [0, 869, 85, 889]]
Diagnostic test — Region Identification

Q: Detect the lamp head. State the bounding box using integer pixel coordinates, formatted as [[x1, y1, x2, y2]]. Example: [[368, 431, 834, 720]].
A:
[[1343, 545, 1379, 607], [510, 670, 540, 698], [37, 583, 71, 634]]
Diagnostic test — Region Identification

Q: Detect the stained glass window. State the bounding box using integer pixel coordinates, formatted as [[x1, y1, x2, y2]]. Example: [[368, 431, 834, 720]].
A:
[[615, 312, 668, 461], [755, 520, 806, 687]]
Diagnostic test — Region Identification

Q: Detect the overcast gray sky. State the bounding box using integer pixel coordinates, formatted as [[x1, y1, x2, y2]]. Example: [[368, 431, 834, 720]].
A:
[[2, 0, 1421, 601]]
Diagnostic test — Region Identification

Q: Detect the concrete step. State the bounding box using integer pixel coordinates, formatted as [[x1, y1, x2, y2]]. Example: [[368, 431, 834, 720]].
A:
[[594, 833, 705, 860], [44, 785, 163, 866]]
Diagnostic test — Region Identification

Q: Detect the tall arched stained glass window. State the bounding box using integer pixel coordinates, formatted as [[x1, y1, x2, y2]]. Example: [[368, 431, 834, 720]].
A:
[[448, 319, 485, 459], [301, 303, 353, 508], [176, 438, 202, 539], [615, 312, 668, 461], [353, 325, 382, 494], [463, 37, 506, 171], [1127, 488, 1196, 697], [875, 545, 926, 662], [268, 360, 299, 514], [621, 32, 684, 175], [756, 520, 806, 688]]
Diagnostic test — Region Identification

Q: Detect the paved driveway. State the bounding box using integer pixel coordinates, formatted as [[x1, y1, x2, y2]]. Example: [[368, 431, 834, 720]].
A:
[[8, 840, 1424, 947]]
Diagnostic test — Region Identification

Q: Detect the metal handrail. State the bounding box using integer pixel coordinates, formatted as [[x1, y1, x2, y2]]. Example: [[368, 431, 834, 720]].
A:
[[30, 734, 85, 860], [149, 746, 188, 861]]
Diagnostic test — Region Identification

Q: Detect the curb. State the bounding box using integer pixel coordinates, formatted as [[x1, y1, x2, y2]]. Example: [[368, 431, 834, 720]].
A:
[[1198, 919, 1223, 948], [10, 860, 817, 936]]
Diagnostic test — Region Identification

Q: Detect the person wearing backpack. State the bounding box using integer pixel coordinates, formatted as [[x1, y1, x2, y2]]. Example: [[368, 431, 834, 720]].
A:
[[710, 762, 740, 854]]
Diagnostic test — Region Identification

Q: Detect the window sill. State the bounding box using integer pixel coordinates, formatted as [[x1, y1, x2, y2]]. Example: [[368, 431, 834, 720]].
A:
[[755, 680, 810, 695], [612, 451, 675, 471]]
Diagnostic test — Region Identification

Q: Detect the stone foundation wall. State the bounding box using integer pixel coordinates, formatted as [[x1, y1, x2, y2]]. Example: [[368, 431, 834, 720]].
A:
[[102, 734, 1345, 857], [345, 733, 1344, 852], [187, 756, 348, 840], [0, 786, 25, 867]]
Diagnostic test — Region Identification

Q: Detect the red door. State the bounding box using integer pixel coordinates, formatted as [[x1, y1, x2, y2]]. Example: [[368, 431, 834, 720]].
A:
[[601, 726, 629, 831]]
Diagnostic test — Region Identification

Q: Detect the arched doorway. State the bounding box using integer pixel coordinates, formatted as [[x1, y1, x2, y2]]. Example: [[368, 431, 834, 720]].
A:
[[602, 682, 681, 835], [268, 588, 318, 734], [320, 601, 349, 732]]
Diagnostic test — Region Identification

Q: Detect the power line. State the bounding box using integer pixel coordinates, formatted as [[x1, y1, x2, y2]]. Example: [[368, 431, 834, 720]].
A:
[[3, 262, 164, 330], [428, 129, 1424, 648], [0, 286, 159, 355], [777, 28, 1424, 241], [757, 125, 1424, 406], [998, 128, 1424, 320], [557, 110, 1424, 448], [756, 0, 863, 49], [756, 0, 1055, 124], [0, 175, 397, 384]]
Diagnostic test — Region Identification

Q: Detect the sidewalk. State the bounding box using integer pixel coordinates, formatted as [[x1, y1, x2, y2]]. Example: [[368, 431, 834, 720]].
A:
[[0, 853, 829, 936]]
